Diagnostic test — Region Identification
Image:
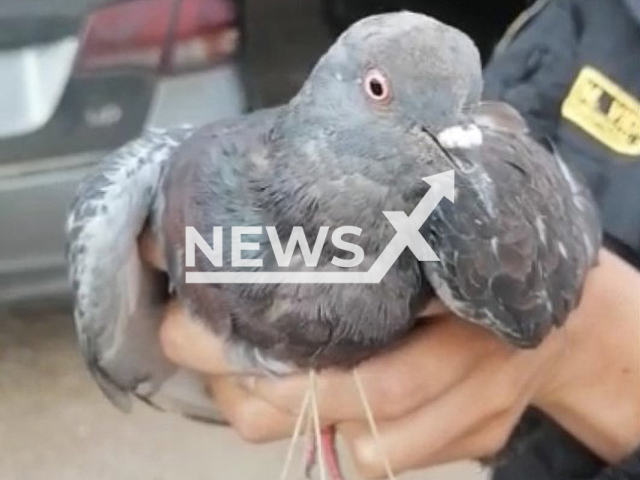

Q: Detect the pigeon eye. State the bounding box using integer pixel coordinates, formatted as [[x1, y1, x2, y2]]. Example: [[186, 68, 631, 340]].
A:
[[364, 70, 391, 102]]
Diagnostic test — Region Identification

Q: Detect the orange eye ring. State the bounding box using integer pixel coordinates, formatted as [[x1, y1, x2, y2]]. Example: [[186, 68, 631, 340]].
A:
[[364, 69, 391, 103]]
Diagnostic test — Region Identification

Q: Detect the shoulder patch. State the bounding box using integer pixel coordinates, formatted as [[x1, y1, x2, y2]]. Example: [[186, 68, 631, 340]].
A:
[[562, 66, 640, 157]]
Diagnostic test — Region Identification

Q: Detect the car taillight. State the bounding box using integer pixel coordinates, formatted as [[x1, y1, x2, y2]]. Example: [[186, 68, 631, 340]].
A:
[[76, 0, 239, 74]]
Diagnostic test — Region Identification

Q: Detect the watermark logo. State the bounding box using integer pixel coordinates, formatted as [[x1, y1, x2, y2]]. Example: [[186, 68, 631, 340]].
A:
[[185, 170, 454, 284]]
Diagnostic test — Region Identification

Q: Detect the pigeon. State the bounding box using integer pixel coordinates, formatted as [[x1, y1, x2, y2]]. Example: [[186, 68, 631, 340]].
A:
[[66, 11, 600, 480]]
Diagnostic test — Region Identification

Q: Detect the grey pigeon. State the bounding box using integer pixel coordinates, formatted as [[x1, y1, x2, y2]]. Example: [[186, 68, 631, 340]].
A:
[[66, 11, 599, 427]]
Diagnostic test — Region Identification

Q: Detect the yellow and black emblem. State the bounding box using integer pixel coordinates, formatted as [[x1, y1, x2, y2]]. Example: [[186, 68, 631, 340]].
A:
[[562, 66, 640, 158]]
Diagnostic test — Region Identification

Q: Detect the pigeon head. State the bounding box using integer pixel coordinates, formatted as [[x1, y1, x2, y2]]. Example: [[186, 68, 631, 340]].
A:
[[289, 12, 482, 133]]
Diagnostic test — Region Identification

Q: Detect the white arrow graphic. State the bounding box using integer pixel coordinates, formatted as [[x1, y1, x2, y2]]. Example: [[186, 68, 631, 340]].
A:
[[186, 170, 454, 284]]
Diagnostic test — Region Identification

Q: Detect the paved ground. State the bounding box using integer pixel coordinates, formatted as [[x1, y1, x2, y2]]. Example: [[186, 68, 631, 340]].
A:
[[0, 305, 488, 480]]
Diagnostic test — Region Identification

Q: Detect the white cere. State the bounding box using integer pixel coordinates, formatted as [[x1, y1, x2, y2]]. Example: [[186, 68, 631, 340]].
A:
[[437, 124, 483, 149]]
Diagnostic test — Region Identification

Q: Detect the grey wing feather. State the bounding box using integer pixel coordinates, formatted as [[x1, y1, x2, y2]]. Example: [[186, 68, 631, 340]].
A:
[[423, 107, 600, 347], [66, 127, 217, 415]]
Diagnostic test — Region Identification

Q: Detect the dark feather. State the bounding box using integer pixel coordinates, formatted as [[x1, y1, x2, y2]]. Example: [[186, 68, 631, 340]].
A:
[[422, 106, 600, 346]]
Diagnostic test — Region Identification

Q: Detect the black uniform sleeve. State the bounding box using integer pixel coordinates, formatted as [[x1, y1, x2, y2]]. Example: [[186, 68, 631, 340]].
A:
[[483, 0, 580, 143], [484, 0, 640, 268], [483, 0, 640, 478], [592, 451, 640, 480]]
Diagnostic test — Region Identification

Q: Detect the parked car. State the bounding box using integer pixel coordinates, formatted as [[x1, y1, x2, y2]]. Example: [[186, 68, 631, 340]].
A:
[[0, 0, 246, 304]]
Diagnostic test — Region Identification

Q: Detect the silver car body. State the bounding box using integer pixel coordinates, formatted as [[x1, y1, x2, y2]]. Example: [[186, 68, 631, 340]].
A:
[[0, 34, 246, 304]]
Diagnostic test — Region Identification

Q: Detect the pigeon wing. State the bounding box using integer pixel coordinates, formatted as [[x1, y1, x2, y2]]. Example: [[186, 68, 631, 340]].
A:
[[422, 104, 600, 347], [66, 127, 218, 416]]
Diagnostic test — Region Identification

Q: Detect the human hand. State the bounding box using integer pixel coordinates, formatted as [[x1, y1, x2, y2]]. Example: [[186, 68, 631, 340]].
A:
[[158, 250, 640, 478], [157, 298, 566, 476]]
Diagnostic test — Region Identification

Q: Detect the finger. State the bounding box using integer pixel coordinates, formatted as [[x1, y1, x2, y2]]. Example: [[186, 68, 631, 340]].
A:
[[337, 362, 529, 477], [245, 369, 358, 420], [249, 318, 492, 421], [337, 406, 521, 477], [159, 300, 239, 374], [420, 399, 528, 466], [415, 333, 565, 467], [210, 375, 298, 443]]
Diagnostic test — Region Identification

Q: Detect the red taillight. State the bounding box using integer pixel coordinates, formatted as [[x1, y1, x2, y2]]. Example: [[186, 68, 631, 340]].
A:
[[168, 0, 239, 72], [76, 0, 239, 74]]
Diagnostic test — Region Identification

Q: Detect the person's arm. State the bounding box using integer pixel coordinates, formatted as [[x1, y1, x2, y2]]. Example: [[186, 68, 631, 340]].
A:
[[158, 249, 640, 477], [531, 249, 640, 463]]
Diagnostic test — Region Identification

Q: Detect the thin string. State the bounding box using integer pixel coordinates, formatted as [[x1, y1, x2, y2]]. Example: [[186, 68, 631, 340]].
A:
[[279, 387, 311, 480], [310, 370, 326, 480], [303, 402, 316, 476], [352, 369, 396, 480]]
